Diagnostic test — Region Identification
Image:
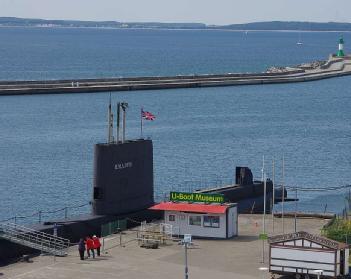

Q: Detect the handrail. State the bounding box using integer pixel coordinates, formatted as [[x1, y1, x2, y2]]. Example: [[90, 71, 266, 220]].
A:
[[0, 223, 69, 242], [0, 222, 70, 255], [0, 202, 90, 223], [0, 224, 70, 248]]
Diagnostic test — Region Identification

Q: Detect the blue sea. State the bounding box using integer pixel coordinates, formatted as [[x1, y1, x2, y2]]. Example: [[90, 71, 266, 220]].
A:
[[0, 27, 350, 223]]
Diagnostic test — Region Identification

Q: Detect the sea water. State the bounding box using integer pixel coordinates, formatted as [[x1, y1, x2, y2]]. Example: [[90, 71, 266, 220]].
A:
[[0, 27, 350, 222]]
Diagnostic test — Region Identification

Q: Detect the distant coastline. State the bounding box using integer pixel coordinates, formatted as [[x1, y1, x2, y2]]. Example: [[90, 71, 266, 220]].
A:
[[1, 25, 351, 34], [1, 17, 351, 32]]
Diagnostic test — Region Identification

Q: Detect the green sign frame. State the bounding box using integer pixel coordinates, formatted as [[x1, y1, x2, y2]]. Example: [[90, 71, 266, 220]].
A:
[[170, 191, 224, 204]]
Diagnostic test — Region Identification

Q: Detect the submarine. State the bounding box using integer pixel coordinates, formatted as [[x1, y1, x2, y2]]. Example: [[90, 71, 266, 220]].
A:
[[0, 101, 287, 264], [0, 102, 160, 264], [197, 166, 286, 213]]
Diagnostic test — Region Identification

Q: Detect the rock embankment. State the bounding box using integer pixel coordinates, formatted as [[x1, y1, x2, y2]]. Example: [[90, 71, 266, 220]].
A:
[[266, 60, 326, 73]]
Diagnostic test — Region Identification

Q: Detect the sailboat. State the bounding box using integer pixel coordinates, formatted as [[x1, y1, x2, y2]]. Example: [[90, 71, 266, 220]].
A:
[[296, 32, 303, 45]]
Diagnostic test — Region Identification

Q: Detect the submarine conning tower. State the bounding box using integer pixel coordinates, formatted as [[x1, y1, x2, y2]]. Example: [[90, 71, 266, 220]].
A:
[[235, 166, 253, 186], [92, 101, 154, 215]]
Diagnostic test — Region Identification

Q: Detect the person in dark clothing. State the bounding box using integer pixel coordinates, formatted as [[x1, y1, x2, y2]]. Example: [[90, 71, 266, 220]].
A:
[[78, 238, 85, 260]]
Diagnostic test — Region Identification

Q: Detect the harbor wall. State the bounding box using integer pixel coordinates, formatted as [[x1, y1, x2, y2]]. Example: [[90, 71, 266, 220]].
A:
[[1, 65, 350, 96], [0, 69, 305, 85]]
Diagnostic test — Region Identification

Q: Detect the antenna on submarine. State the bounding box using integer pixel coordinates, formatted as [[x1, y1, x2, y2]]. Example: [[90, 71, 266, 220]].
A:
[[107, 93, 114, 144], [116, 102, 121, 143], [120, 102, 129, 143]]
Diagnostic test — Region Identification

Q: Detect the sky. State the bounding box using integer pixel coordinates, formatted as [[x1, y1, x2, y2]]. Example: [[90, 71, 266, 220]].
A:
[[0, 0, 350, 25]]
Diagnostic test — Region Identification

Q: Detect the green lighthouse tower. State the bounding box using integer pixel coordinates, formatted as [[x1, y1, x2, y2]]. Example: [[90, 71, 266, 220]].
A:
[[337, 37, 345, 57]]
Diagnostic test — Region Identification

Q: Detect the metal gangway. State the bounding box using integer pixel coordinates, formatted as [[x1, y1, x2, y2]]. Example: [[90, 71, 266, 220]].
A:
[[0, 222, 70, 256]]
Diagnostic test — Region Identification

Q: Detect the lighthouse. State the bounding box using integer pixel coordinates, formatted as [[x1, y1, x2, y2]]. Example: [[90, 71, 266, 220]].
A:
[[337, 36, 345, 57]]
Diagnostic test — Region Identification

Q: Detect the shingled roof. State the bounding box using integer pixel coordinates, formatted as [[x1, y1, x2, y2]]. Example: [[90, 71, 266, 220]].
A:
[[268, 231, 348, 250]]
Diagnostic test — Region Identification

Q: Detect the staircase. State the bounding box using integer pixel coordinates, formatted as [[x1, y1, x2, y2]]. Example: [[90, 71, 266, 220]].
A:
[[0, 222, 70, 256]]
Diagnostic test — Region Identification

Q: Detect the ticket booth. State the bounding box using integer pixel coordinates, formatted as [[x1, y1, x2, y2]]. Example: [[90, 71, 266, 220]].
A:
[[150, 192, 238, 239]]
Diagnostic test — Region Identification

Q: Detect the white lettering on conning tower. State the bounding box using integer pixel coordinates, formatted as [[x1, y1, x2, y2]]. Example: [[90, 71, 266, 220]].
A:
[[114, 162, 133, 170]]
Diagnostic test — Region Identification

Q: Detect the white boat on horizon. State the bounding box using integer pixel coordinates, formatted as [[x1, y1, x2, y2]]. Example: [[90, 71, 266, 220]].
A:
[[297, 32, 303, 45]]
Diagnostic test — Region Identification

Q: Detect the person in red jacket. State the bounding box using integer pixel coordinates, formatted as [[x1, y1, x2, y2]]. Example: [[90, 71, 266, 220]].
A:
[[92, 235, 101, 256], [85, 236, 95, 258]]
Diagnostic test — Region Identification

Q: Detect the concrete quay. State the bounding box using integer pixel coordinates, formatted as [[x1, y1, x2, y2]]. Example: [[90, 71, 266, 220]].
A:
[[1, 214, 328, 279], [0, 56, 351, 96]]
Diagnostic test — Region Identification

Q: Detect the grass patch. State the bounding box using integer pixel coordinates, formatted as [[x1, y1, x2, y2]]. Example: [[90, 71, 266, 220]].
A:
[[321, 217, 351, 243]]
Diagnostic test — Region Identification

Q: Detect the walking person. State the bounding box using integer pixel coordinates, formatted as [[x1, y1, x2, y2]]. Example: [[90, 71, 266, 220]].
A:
[[92, 235, 101, 256], [78, 238, 85, 260], [85, 236, 95, 258]]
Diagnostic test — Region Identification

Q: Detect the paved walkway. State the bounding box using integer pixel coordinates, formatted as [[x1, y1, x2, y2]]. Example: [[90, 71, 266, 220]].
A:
[[0, 214, 328, 279]]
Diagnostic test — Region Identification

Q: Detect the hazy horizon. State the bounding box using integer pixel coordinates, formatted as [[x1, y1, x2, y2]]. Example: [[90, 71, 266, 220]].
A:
[[0, 0, 350, 25], [2, 16, 351, 26]]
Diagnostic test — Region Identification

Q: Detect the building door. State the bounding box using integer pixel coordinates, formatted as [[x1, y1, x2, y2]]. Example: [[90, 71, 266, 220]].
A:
[[340, 250, 345, 275]]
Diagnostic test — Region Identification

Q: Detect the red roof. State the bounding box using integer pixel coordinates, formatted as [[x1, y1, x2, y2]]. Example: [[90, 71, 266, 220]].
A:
[[149, 202, 229, 214]]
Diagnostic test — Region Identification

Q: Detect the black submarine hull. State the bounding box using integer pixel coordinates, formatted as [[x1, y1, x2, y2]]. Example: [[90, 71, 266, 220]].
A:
[[198, 167, 286, 213]]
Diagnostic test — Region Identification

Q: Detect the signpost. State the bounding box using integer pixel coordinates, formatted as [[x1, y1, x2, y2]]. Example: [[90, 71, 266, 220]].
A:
[[182, 234, 192, 279], [170, 191, 224, 204]]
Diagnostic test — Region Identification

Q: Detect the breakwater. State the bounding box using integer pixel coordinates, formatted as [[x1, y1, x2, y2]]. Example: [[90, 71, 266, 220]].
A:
[[1, 56, 350, 96]]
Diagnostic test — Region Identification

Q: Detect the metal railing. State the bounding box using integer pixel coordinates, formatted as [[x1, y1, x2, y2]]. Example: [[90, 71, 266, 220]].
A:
[[0, 202, 90, 225], [0, 222, 70, 256], [101, 219, 127, 237]]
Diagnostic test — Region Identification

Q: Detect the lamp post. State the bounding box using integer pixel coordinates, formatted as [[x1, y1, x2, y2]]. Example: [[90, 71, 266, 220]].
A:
[[261, 173, 267, 263], [263, 173, 267, 234], [282, 155, 285, 233], [294, 187, 298, 232], [272, 158, 275, 232]]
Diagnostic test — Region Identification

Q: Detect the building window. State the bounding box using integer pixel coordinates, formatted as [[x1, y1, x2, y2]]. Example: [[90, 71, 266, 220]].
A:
[[189, 215, 202, 226], [169, 214, 176, 222], [203, 216, 220, 228]]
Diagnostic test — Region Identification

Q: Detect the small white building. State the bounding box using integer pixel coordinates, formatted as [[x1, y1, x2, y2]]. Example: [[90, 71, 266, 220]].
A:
[[150, 202, 238, 238], [268, 231, 349, 278]]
